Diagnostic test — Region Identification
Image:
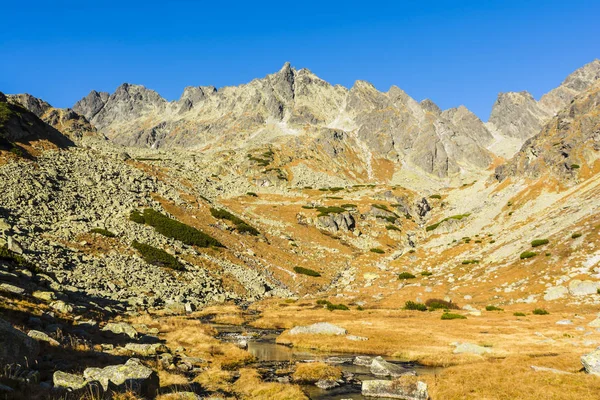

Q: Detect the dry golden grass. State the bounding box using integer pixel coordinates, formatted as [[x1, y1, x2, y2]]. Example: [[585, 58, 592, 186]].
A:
[[158, 370, 189, 387], [193, 368, 233, 392], [232, 368, 308, 400], [424, 356, 600, 400], [292, 362, 342, 383]]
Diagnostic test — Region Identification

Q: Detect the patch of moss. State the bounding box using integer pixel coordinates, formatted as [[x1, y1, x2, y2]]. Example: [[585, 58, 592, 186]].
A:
[[520, 251, 537, 259], [531, 239, 549, 247], [210, 207, 259, 236], [426, 213, 471, 232], [370, 248, 384, 254], [398, 272, 416, 280], [441, 313, 466, 320]]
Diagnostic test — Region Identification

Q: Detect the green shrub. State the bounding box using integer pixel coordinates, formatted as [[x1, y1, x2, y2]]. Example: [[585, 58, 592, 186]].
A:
[[520, 251, 537, 259], [441, 313, 466, 320], [426, 213, 471, 232], [461, 259, 479, 265], [420, 271, 433, 276], [429, 194, 442, 199], [405, 301, 427, 311], [302, 205, 314, 209], [315, 206, 347, 217], [571, 164, 580, 169], [129, 210, 145, 224], [326, 303, 349, 311], [326, 196, 343, 200], [144, 208, 224, 247], [372, 204, 391, 212], [533, 308, 549, 315], [398, 272, 416, 280], [545, 253, 551, 257], [294, 266, 321, 277], [246, 192, 258, 197], [571, 232, 582, 239], [316, 299, 329, 305], [370, 248, 384, 254], [341, 204, 357, 209], [531, 239, 549, 247], [486, 305, 504, 311], [209, 207, 259, 236], [357, 306, 364, 311], [408, 249, 416, 253], [426, 298, 459, 310], [90, 228, 116, 238], [131, 240, 184, 270], [513, 312, 526, 317], [386, 225, 401, 231]]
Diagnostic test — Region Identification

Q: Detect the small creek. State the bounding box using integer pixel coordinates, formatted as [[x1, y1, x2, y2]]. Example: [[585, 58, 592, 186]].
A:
[[211, 324, 440, 400]]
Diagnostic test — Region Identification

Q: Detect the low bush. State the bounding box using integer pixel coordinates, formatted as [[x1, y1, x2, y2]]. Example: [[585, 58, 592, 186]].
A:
[[326, 303, 349, 311], [461, 259, 479, 265], [405, 301, 427, 311], [144, 208, 224, 247], [486, 305, 504, 311], [426, 213, 471, 232], [531, 239, 549, 247], [246, 192, 258, 197], [398, 272, 416, 280], [533, 308, 549, 315], [341, 204, 357, 209], [210, 207, 259, 236], [571, 232, 582, 239], [293, 266, 321, 277], [513, 312, 526, 317], [386, 224, 401, 231], [370, 248, 384, 254], [315, 206, 347, 217], [131, 240, 184, 270], [90, 228, 116, 238], [426, 298, 459, 310], [520, 251, 537, 259], [420, 271, 433, 276], [316, 299, 329, 305], [372, 204, 391, 212], [571, 164, 580, 169], [441, 313, 466, 320], [429, 194, 442, 199], [129, 210, 145, 224]]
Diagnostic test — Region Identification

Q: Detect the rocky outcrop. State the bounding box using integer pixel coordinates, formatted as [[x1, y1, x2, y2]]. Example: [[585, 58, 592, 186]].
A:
[[540, 59, 600, 114], [488, 91, 550, 140], [83, 358, 159, 397]]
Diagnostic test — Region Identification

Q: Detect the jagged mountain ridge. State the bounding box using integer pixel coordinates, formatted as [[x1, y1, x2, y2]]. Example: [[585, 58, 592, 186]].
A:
[[71, 60, 600, 181]]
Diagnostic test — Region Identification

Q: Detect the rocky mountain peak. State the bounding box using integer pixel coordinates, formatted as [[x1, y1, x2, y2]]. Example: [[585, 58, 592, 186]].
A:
[[540, 59, 600, 114], [73, 90, 110, 121], [420, 99, 442, 114], [7, 93, 52, 118], [487, 90, 550, 139]]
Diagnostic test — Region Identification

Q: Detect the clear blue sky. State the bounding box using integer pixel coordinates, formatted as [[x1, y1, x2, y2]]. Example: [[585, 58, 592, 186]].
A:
[[1, 0, 598, 120]]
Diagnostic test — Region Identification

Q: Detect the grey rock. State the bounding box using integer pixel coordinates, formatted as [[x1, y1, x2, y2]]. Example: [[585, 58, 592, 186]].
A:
[[543, 286, 568, 301], [453, 342, 491, 355], [28, 330, 59, 346], [581, 348, 600, 375], [370, 357, 416, 377], [83, 358, 159, 397], [124, 343, 168, 356], [102, 322, 138, 339], [315, 379, 340, 390], [288, 322, 347, 336], [362, 379, 429, 400], [354, 356, 373, 366], [53, 371, 88, 391], [50, 300, 73, 314], [0, 283, 25, 295]]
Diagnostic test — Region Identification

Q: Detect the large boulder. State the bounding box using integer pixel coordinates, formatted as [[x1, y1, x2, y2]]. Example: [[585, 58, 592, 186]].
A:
[[288, 322, 347, 336], [83, 358, 159, 397], [543, 286, 568, 301], [0, 318, 39, 365], [370, 357, 416, 377], [362, 378, 429, 399], [453, 342, 491, 355], [124, 343, 169, 356], [581, 348, 600, 375], [28, 330, 60, 346], [53, 371, 89, 391]]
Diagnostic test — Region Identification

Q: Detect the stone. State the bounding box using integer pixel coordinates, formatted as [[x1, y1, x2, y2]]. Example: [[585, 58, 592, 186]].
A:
[[362, 378, 429, 400], [370, 356, 416, 377], [288, 322, 347, 336], [555, 320, 573, 325], [50, 300, 73, 314], [315, 379, 339, 390], [102, 322, 138, 339], [347, 335, 369, 341], [0, 318, 39, 365], [124, 343, 169, 356], [28, 330, 60, 346], [569, 280, 600, 296], [530, 365, 571, 375], [453, 343, 491, 355], [7, 237, 23, 254], [354, 356, 373, 366], [83, 358, 159, 397], [581, 348, 600, 375], [53, 371, 88, 391], [32, 291, 57, 302], [0, 283, 25, 295], [544, 286, 569, 301], [588, 317, 600, 328]]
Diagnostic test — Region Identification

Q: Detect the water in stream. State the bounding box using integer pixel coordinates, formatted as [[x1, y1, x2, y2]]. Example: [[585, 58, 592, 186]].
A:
[[211, 324, 439, 400]]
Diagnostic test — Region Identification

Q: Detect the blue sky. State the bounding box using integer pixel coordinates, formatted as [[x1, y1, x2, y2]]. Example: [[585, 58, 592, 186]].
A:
[[1, 0, 598, 120]]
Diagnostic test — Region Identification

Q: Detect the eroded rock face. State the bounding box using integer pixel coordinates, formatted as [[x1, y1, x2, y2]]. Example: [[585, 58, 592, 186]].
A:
[[316, 212, 355, 233], [0, 318, 39, 365]]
